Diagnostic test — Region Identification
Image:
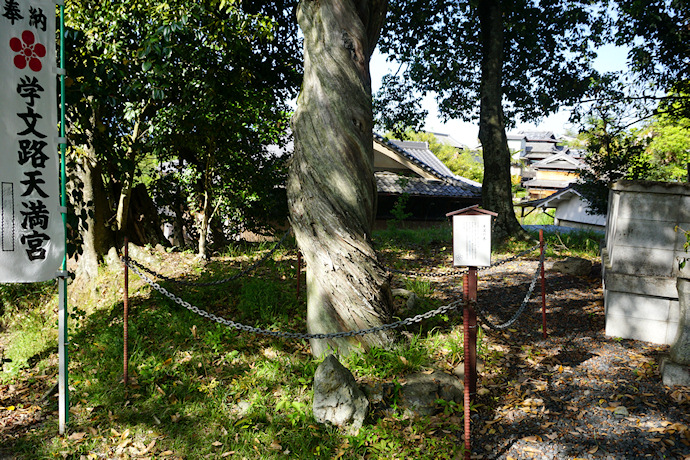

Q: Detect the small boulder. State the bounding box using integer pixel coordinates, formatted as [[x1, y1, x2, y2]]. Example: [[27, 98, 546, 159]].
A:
[[313, 355, 368, 432], [552, 257, 592, 276], [398, 370, 463, 417], [392, 288, 419, 312], [612, 406, 629, 418], [106, 247, 121, 267]]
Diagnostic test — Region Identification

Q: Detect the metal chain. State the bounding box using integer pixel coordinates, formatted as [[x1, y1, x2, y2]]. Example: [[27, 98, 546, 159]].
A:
[[125, 230, 292, 287], [473, 245, 546, 330], [387, 243, 540, 278], [124, 234, 546, 336], [125, 258, 464, 340]]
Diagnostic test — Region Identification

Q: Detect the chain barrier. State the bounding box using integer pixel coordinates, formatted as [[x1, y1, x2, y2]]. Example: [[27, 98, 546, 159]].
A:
[[123, 232, 545, 337], [473, 245, 546, 330], [124, 257, 464, 340], [387, 243, 540, 278], [126, 229, 292, 287]]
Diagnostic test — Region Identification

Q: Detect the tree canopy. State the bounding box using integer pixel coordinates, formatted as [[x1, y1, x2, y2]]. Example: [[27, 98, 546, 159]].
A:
[[376, 0, 610, 241], [613, 0, 690, 119], [64, 0, 301, 262]]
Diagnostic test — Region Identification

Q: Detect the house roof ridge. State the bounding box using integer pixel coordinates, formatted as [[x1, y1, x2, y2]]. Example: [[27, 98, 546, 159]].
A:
[[374, 133, 481, 191], [373, 133, 450, 182]]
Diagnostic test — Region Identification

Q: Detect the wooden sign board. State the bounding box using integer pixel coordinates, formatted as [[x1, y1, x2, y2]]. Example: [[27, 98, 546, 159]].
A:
[[452, 214, 492, 267]]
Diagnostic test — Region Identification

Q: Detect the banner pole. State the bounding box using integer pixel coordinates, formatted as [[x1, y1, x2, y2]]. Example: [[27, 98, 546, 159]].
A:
[[123, 237, 129, 386], [58, 3, 69, 435]]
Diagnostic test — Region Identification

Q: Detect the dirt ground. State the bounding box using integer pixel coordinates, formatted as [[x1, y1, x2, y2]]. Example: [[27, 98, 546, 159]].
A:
[[462, 258, 690, 459]]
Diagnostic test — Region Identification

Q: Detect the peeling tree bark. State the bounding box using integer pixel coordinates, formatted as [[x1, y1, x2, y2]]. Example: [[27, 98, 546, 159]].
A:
[[287, 0, 393, 357]]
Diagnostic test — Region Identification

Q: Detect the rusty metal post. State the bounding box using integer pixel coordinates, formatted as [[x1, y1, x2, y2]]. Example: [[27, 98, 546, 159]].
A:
[[296, 251, 302, 300], [467, 267, 477, 396], [123, 237, 129, 386], [540, 229, 547, 339], [463, 268, 478, 460]]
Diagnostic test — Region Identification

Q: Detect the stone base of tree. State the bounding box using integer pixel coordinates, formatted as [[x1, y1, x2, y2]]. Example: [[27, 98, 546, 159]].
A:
[[391, 288, 419, 313], [314, 356, 466, 432], [313, 355, 369, 433], [363, 371, 464, 418], [660, 357, 690, 386], [661, 278, 690, 386]]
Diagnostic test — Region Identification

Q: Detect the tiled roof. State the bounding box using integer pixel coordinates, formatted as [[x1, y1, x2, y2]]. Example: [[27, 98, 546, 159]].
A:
[[430, 132, 468, 150], [373, 133, 482, 189], [525, 142, 561, 154], [520, 131, 557, 141], [375, 172, 480, 198], [532, 152, 583, 170]]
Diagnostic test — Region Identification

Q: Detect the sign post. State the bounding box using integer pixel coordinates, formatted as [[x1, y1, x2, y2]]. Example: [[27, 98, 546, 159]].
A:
[[1, 0, 68, 433], [446, 205, 497, 460]]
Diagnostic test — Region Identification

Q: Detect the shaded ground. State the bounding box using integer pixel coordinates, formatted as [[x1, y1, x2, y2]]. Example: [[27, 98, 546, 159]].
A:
[[463, 260, 690, 460]]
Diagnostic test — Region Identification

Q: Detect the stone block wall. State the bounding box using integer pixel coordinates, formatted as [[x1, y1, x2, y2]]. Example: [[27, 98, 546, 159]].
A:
[[603, 180, 690, 344]]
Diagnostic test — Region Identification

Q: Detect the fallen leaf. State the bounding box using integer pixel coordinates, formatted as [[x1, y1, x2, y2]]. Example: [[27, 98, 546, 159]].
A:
[[212, 441, 223, 447], [161, 450, 173, 455], [68, 432, 86, 441], [221, 452, 235, 458], [588, 446, 598, 454], [87, 426, 97, 436], [143, 439, 156, 454]]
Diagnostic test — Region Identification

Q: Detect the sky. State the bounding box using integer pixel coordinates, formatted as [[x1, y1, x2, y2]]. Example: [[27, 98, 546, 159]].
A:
[[370, 43, 630, 147]]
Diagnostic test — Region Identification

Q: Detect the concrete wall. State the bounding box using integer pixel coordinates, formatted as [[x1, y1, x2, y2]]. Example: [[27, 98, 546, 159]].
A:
[[603, 180, 690, 344]]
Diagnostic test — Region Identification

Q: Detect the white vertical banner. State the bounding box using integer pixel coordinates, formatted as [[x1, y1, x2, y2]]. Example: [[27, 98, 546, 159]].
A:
[[0, 0, 63, 282]]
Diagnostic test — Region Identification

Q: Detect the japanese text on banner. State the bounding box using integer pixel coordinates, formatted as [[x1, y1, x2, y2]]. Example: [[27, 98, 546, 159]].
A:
[[0, 0, 64, 282]]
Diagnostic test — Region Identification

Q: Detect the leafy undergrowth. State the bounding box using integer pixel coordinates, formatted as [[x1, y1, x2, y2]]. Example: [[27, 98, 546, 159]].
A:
[[0, 226, 604, 459]]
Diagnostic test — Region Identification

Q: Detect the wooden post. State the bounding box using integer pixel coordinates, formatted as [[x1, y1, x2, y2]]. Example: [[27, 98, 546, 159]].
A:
[[540, 229, 547, 339], [123, 237, 129, 386]]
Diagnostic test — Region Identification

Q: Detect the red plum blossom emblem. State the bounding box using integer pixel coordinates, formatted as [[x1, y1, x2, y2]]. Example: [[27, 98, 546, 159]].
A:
[[9, 31, 46, 72]]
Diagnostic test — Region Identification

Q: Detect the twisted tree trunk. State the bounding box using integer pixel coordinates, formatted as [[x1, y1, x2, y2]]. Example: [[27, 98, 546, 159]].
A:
[[287, 0, 394, 357]]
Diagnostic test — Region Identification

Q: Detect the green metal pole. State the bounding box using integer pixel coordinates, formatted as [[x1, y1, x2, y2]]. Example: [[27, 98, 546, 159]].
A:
[[58, 3, 69, 435]]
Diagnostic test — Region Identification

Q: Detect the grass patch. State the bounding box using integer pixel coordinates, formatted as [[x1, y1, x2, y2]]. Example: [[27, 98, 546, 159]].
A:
[[517, 207, 555, 226], [0, 225, 595, 459], [373, 224, 451, 249]]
